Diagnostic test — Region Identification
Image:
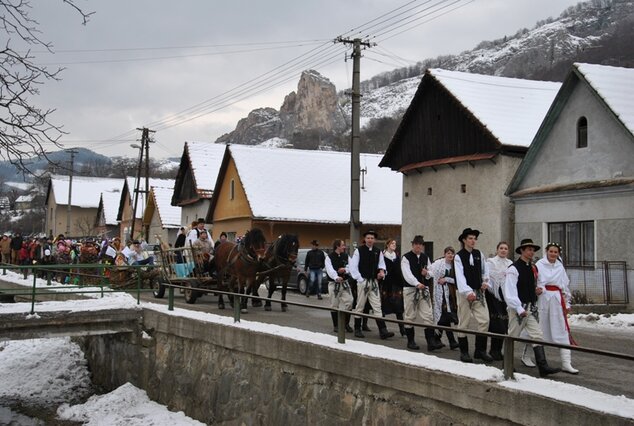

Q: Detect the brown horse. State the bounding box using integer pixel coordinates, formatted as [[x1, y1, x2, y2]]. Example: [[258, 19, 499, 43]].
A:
[[256, 234, 299, 312], [213, 228, 267, 312]]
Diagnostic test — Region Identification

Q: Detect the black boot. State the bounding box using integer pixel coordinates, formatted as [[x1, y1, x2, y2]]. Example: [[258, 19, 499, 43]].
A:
[[533, 346, 561, 377], [447, 330, 459, 350], [331, 312, 338, 333], [344, 313, 354, 333], [362, 316, 372, 332], [474, 335, 494, 363], [458, 337, 473, 363], [376, 320, 394, 339], [354, 318, 365, 338], [405, 327, 419, 350], [489, 337, 504, 361], [425, 329, 444, 351], [396, 313, 406, 336]]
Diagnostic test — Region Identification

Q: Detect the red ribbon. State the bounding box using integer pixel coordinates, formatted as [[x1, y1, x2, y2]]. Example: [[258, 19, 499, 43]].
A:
[[545, 285, 577, 346]]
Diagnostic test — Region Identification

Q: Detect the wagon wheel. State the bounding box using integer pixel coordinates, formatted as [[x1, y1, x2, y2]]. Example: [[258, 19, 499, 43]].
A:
[[184, 281, 200, 305], [152, 278, 166, 299]]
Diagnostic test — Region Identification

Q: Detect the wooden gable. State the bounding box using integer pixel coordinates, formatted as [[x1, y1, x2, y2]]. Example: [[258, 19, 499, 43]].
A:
[[209, 156, 252, 223], [380, 73, 512, 172], [171, 145, 199, 206]]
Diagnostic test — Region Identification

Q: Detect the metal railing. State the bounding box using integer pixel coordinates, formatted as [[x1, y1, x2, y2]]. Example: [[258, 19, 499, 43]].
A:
[[2, 264, 633, 381], [158, 281, 634, 380], [568, 261, 629, 305]]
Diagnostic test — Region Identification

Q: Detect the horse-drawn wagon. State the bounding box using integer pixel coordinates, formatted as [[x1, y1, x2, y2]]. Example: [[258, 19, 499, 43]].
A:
[[153, 243, 218, 304]]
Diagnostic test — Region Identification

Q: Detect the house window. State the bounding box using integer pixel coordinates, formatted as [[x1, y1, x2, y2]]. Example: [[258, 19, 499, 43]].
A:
[[548, 221, 594, 266], [460, 184, 467, 193], [427, 187, 432, 196], [577, 116, 588, 148], [227, 231, 236, 242], [230, 179, 235, 200]]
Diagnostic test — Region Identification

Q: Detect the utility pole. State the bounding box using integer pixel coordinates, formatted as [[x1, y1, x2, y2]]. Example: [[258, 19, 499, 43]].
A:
[[335, 37, 374, 248], [130, 127, 154, 241], [65, 149, 78, 236]]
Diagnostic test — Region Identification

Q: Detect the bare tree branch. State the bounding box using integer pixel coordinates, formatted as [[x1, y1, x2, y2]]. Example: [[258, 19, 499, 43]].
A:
[[0, 0, 94, 176]]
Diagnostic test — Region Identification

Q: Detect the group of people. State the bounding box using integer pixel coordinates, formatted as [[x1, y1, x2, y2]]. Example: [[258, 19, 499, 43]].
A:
[[322, 227, 578, 378]]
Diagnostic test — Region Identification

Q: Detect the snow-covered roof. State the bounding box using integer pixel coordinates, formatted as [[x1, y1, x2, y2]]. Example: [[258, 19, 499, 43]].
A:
[[151, 185, 181, 228], [4, 181, 33, 192], [125, 177, 175, 219], [228, 145, 402, 225], [429, 69, 561, 147], [574, 63, 634, 136], [15, 194, 35, 203], [187, 142, 226, 193], [100, 189, 123, 225], [50, 176, 124, 209]]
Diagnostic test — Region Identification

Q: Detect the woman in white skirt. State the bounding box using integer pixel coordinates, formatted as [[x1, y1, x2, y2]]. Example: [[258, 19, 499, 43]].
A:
[[536, 242, 578, 374]]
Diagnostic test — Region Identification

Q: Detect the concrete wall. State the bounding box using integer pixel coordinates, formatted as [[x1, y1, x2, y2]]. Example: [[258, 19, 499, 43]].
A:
[[79, 308, 627, 426], [402, 155, 521, 259]]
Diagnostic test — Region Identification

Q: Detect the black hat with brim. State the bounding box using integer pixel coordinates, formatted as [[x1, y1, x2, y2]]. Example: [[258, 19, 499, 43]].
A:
[[458, 227, 480, 242], [515, 239, 540, 254], [363, 230, 378, 238]]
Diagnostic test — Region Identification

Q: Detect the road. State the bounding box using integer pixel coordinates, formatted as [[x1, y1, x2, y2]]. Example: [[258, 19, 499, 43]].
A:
[[140, 286, 634, 400]]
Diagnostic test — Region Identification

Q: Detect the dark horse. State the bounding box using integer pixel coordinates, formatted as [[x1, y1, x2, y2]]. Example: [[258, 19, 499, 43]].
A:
[[256, 234, 299, 312], [213, 228, 267, 313]]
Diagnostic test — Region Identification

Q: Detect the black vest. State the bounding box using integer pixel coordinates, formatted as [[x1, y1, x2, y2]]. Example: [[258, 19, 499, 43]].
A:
[[328, 251, 348, 281], [456, 248, 483, 291], [512, 259, 538, 305], [403, 251, 429, 283], [357, 245, 381, 280]]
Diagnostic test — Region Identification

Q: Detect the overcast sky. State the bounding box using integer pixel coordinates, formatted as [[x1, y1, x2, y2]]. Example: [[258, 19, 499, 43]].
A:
[[24, 0, 582, 160]]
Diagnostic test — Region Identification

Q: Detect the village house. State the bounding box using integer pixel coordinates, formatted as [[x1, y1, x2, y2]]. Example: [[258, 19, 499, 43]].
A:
[[95, 188, 123, 239], [379, 68, 560, 257], [142, 183, 181, 247], [206, 144, 402, 248], [116, 177, 174, 242], [506, 63, 634, 306], [45, 175, 125, 238], [171, 142, 225, 230]]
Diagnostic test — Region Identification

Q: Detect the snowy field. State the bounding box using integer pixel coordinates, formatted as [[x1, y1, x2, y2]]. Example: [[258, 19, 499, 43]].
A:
[[1, 270, 633, 423]]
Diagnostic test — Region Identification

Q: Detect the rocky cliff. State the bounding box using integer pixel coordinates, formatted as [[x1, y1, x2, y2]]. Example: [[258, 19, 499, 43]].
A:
[[215, 70, 347, 149]]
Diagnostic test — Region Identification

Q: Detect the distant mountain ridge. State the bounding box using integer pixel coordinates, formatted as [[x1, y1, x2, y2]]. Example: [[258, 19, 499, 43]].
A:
[[220, 0, 634, 152]]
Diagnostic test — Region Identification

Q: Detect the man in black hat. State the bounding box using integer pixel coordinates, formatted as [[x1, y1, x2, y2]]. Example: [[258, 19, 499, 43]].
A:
[[504, 239, 560, 377], [454, 227, 492, 363], [304, 239, 325, 299], [325, 239, 354, 333], [186, 218, 208, 246], [401, 235, 444, 351], [349, 230, 395, 340]]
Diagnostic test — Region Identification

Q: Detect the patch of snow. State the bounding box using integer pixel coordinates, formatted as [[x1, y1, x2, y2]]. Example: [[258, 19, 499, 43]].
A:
[[569, 313, 634, 329], [257, 137, 290, 148]]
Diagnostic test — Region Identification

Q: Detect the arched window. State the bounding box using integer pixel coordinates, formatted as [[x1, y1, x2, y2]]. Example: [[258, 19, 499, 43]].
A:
[[577, 116, 588, 148]]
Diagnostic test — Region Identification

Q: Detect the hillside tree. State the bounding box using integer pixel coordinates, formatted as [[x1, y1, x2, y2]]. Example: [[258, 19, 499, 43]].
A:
[[0, 1, 93, 176]]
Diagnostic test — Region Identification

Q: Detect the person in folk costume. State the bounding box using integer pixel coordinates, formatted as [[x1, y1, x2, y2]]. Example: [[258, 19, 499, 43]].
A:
[[348, 230, 395, 340], [485, 241, 513, 361], [503, 239, 560, 377], [401, 235, 444, 351], [536, 242, 579, 374], [325, 239, 354, 333], [381, 239, 406, 337], [454, 227, 492, 363], [431, 246, 459, 350]]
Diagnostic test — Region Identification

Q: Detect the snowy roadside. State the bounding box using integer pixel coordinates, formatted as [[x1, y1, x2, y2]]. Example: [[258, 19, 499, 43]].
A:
[[1, 270, 633, 421]]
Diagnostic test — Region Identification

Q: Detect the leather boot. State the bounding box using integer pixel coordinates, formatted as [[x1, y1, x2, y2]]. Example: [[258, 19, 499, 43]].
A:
[[560, 349, 579, 374], [396, 313, 406, 336], [354, 318, 365, 338], [405, 327, 420, 350], [331, 312, 338, 333], [533, 346, 561, 377], [474, 335, 494, 363], [447, 330, 459, 350], [425, 328, 443, 351], [362, 316, 372, 332], [489, 337, 504, 361], [458, 337, 473, 363], [344, 313, 354, 333], [376, 320, 394, 339], [521, 344, 536, 368]]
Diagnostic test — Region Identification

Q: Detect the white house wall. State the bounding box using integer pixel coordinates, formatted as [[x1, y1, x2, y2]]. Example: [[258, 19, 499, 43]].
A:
[[180, 200, 211, 230], [402, 155, 522, 259], [517, 81, 634, 190]]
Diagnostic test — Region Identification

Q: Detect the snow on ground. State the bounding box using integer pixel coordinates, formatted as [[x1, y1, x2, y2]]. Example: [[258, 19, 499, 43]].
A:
[[1, 271, 634, 421], [569, 313, 634, 329]]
